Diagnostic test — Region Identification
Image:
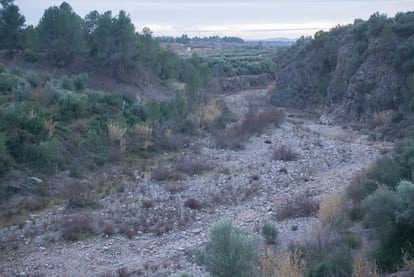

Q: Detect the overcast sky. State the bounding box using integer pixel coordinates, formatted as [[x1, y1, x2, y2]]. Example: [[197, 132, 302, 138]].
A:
[[13, 0, 414, 39]]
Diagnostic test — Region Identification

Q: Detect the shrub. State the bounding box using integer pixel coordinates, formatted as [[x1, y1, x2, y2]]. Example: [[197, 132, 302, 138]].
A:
[[62, 182, 97, 208], [184, 198, 202, 209], [365, 156, 399, 188], [149, 165, 169, 181], [262, 222, 279, 244], [72, 73, 88, 91], [241, 108, 267, 135], [174, 156, 212, 175], [61, 214, 96, 241], [141, 198, 154, 209], [195, 219, 258, 277], [214, 126, 245, 150], [306, 245, 353, 277], [273, 145, 299, 161], [362, 181, 414, 270], [276, 195, 319, 221], [260, 107, 285, 127], [102, 223, 116, 236], [150, 165, 185, 182]]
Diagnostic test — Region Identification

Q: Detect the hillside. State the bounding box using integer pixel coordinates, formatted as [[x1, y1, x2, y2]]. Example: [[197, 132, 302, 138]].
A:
[[270, 12, 414, 139]]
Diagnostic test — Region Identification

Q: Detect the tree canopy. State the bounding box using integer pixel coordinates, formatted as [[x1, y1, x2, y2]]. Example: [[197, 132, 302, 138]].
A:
[[37, 2, 84, 66], [0, 0, 25, 50]]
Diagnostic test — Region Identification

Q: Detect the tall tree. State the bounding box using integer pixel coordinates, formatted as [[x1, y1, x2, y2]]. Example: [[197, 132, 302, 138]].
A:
[[88, 10, 138, 79], [37, 2, 84, 66], [0, 0, 25, 50]]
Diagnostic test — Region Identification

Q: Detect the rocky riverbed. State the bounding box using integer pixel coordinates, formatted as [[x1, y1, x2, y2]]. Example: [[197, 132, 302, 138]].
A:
[[0, 89, 388, 277]]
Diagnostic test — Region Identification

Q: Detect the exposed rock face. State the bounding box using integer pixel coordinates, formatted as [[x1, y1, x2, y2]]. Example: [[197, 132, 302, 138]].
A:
[[270, 14, 414, 124]]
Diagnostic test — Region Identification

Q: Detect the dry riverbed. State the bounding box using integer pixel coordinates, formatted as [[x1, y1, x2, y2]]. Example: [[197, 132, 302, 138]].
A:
[[0, 90, 387, 277]]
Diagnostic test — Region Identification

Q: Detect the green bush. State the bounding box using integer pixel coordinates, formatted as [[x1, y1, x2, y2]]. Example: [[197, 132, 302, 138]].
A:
[[262, 222, 278, 244], [365, 155, 398, 188], [306, 245, 353, 277], [362, 181, 414, 270], [195, 219, 258, 277]]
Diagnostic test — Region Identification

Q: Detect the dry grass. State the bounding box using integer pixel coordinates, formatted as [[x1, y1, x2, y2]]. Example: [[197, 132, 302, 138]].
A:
[[404, 251, 414, 272], [131, 123, 152, 139], [370, 110, 392, 129], [108, 121, 127, 153], [352, 252, 380, 277], [259, 248, 307, 277], [318, 192, 346, 225], [44, 118, 57, 140], [197, 99, 222, 128]]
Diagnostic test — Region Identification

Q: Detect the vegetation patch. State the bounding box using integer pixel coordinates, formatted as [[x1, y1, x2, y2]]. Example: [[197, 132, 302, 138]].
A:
[[61, 214, 96, 241], [276, 195, 319, 221], [195, 219, 258, 277]]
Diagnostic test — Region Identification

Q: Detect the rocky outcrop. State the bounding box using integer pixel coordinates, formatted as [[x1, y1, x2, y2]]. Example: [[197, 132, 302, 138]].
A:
[[270, 13, 414, 124]]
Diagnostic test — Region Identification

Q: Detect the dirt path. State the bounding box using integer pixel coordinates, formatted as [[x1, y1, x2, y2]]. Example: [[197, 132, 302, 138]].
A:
[[0, 89, 385, 277]]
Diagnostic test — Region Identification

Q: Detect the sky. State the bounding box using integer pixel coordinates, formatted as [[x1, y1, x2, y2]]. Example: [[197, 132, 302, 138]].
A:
[[13, 0, 414, 39]]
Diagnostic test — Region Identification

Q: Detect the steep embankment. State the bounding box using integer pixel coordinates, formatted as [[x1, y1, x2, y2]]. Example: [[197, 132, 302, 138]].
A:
[[270, 12, 414, 131]]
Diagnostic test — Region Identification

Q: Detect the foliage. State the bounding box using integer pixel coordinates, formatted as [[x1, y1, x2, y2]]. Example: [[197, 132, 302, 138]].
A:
[[37, 2, 84, 66], [365, 139, 414, 188], [362, 181, 414, 270], [261, 222, 278, 244], [87, 10, 138, 79], [0, 1, 25, 50], [0, 63, 202, 197], [195, 219, 259, 277]]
